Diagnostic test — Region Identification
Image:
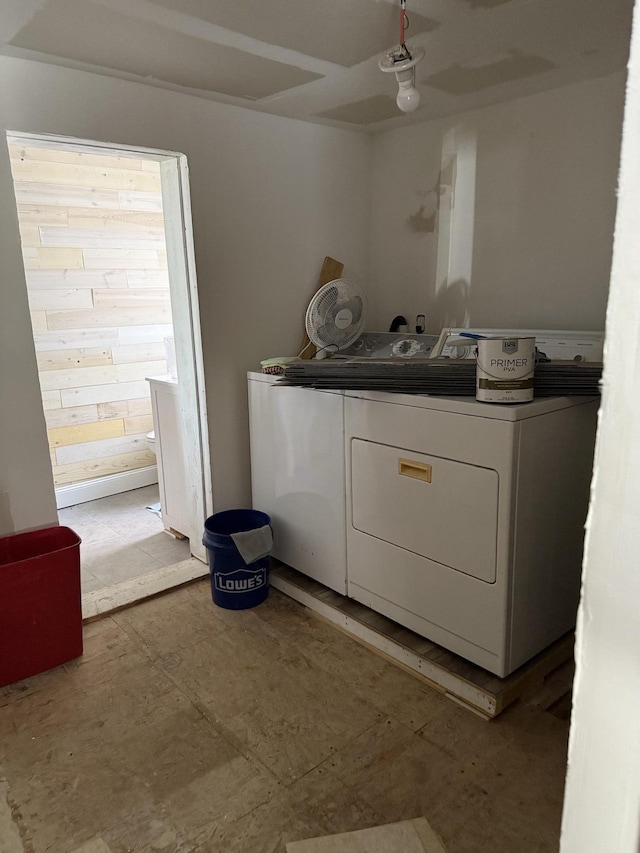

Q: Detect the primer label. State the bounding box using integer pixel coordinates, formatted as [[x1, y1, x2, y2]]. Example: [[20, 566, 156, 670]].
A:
[[476, 337, 535, 403]]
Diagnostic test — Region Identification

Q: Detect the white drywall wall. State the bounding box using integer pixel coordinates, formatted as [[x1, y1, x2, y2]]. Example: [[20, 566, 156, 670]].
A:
[[0, 56, 371, 530], [369, 72, 626, 334], [560, 3, 640, 850]]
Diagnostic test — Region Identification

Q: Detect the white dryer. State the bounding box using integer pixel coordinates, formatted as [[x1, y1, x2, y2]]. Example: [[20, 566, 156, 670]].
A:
[[344, 390, 598, 676]]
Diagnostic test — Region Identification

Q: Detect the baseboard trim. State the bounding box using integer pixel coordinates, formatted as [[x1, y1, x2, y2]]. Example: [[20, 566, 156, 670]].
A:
[[56, 466, 159, 509]]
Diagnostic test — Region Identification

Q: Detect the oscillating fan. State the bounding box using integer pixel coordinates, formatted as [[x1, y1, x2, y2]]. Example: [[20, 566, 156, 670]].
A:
[[305, 279, 367, 357]]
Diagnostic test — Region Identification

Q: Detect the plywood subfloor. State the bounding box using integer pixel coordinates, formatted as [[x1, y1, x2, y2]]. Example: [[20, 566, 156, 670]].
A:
[[271, 563, 574, 719], [0, 579, 571, 853]]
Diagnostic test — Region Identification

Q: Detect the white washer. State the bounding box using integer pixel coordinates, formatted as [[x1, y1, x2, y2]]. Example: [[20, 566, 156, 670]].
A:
[[248, 373, 347, 594]]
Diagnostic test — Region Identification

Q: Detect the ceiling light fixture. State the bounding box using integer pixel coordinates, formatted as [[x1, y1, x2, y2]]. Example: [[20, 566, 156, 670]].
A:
[[378, 0, 424, 113]]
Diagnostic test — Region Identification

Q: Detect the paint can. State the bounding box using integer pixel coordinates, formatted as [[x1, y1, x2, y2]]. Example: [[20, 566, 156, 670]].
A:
[[476, 336, 535, 403]]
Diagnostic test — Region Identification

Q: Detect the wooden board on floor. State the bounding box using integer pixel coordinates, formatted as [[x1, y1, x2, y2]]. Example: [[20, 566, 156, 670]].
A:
[[286, 817, 447, 853], [82, 557, 206, 621], [270, 563, 574, 720]]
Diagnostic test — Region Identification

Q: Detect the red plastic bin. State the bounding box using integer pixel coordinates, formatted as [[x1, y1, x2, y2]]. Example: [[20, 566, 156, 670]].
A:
[[0, 525, 83, 687]]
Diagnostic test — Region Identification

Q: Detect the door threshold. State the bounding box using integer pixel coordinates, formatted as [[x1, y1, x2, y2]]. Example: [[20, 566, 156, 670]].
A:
[[82, 556, 207, 621]]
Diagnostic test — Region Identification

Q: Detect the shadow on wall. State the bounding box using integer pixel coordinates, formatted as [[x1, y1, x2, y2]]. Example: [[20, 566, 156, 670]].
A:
[[407, 187, 442, 235], [430, 278, 471, 331]]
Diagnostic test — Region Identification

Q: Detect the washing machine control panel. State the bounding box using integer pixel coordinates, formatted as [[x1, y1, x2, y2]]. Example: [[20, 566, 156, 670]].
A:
[[340, 332, 439, 359], [434, 329, 604, 362]]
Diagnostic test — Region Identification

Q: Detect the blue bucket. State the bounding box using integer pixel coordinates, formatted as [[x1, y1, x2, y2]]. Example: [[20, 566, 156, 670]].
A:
[[202, 509, 272, 610]]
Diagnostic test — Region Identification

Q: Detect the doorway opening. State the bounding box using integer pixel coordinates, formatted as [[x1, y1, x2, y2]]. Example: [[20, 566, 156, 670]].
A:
[[6, 131, 211, 617]]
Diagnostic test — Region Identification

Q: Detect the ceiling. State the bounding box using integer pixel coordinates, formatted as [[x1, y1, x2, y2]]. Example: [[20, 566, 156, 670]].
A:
[[0, 0, 634, 133]]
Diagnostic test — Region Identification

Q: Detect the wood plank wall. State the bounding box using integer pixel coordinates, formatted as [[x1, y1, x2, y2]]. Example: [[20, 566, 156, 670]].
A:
[[8, 143, 173, 487]]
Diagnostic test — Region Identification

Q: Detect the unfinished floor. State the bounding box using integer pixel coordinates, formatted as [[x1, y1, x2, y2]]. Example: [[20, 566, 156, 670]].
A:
[[0, 581, 571, 852]]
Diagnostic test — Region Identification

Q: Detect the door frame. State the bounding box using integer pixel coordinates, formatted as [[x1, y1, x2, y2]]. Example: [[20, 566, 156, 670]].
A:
[[7, 130, 213, 566]]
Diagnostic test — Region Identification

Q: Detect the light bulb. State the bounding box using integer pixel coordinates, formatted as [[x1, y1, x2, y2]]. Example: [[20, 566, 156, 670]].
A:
[[396, 81, 421, 112], [378, 46, 425, 114]]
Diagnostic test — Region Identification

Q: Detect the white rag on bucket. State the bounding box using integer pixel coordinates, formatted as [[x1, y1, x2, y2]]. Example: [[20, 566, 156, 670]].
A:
[[231, 524, 273, 565]]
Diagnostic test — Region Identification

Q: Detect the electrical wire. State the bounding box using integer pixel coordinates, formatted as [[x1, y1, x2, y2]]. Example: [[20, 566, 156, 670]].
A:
[[395, 0, 412, 61], [296, 339, 315, 358], [297, 339, 341, 359], [400, 0, 407, 47], [313, 343, 339, 359]]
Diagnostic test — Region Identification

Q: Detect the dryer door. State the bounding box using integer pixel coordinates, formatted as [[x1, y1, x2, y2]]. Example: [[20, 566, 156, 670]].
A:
[[351, 439, 498, 583]]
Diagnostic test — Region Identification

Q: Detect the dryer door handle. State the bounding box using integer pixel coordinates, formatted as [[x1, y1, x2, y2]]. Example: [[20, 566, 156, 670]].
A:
[[398, 458, 432, 483]]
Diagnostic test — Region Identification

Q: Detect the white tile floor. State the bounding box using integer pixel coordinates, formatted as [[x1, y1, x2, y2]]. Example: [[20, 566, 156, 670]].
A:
[[58, 484, 191, 593]]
